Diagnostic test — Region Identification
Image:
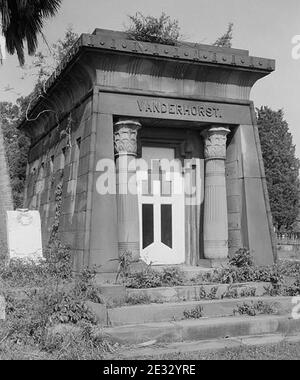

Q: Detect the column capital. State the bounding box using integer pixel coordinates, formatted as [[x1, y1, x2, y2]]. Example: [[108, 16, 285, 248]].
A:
[[201, 126, 230, 160], [114, 120, 141, 157]]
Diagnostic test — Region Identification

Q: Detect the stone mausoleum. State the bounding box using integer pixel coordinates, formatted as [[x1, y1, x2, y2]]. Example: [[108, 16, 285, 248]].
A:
[[20, 29, 277, 276]]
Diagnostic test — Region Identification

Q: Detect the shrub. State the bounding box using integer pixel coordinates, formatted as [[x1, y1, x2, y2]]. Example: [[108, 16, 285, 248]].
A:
[[125, 266, 186, 289], [160, 267, 185, 286], [201, 265, 283, 286], [50, 294, 97, 325], [126, 268, 162, 289], [126, 12, 181, 45], [229, 248, 254, 268], [0, 240, 72, 288], [234, 301, 277, 317], [183, 305, 203, 319], [44, 239, 73, 280]]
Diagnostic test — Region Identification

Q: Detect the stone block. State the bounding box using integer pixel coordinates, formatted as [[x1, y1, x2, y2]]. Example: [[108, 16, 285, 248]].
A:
[[78, 154, 90, 177], [0, 295, 6, 320], [76, 174, 89, 194], [227, 195, 241, 213], [85, 301, 108, 325], [228, 213, 241, 230], [97, 285, 126, 305]]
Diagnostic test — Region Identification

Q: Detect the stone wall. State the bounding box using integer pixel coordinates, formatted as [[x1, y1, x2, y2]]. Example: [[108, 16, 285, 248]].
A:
[[23, 95, 94, 271]]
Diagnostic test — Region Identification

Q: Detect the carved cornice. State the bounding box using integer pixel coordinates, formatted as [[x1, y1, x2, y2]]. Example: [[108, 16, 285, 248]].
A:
[[114, 120, 141, 156], [19, 29, 275, 137], [202, 127, 230, 160]]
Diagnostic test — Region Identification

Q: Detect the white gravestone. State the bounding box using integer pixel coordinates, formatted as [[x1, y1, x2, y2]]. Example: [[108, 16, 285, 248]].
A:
[[6, 210, 43, 261], [0, 296, 5, 320]]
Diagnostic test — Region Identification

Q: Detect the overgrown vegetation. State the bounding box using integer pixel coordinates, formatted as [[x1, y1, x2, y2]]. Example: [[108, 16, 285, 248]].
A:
[[126, 12, 181, 45], [183, 305, 203, 319], [213, 22, 234, 48], [125, 265, 186, 289], [234, 301, 277, 317], [194, 248, 283, 286], [229, 248, 254, 268], [0, 244, 113, 359]]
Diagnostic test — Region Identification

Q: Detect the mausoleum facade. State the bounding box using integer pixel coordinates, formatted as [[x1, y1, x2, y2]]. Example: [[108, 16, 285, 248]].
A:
[[20, 29, 277, 274]]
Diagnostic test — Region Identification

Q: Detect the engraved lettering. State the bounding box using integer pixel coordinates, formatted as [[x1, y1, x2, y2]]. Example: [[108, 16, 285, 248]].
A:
[[146, 103, 153, 112], [153, 102, 161, 113], [191, 106, 197, 116], [169, 104, 176, 114], [137, 100, 145, 112], [206, 107, 213, 117], [161, 103, 168, 113], [137, 99, 223, 119], [176, 105, 183, 115]]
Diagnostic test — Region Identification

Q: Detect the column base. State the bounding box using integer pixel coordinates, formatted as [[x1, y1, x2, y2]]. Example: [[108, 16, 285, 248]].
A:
[[198, 259, 229, 269]]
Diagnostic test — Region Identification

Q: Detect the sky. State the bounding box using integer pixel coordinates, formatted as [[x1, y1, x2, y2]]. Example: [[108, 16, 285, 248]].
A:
[[0, 0, 299, 158]]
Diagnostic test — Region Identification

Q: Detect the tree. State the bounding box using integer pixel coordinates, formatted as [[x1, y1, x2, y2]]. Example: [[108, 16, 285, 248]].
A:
[[0, 101, 30, 208], [0, 0, 62, 66], [257, 106, 300, 232], [0, 27, 79, 209], [213, 23, 234, 48]]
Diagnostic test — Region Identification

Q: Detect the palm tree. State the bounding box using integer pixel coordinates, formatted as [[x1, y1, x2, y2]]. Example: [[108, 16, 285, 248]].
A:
[[0, 1, 62, 256], [1, 0, 62, 66]]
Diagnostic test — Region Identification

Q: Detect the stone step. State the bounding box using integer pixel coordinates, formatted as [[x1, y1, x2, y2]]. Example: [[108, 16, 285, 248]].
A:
[[107, 333, 300, 359], [88, 295, 293, 327], [151, 265, 214, 279], [100, 314, 300, 346], [126, 282, 269, 303]]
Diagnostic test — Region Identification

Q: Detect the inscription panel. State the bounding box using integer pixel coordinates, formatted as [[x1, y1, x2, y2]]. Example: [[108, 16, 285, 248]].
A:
[[99, 93, 252, 125]]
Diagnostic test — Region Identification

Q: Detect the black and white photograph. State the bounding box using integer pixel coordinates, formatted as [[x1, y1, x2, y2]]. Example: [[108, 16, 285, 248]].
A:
[[0, 0, 300, 364]]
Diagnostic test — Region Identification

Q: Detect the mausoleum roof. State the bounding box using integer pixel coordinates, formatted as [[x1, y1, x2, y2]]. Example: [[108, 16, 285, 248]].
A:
[[19, 28, 275, 133]]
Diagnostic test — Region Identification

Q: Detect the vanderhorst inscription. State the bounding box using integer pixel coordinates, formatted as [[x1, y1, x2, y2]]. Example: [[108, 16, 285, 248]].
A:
[[137, 99, 223, 119]]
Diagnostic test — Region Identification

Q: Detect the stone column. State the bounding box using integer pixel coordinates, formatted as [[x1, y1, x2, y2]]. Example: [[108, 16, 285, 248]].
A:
[[114, 120, 141, 260], [202, 126, 230, 261]]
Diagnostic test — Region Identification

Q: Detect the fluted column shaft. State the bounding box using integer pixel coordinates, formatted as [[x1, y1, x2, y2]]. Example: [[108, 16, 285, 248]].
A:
[[114, 120, 141, 260], [202, 126, 230, 260]]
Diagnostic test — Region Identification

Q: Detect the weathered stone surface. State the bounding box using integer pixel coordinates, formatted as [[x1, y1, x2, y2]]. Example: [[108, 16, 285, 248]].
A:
[[86, 301, 108, 325], [19, 28, 276, 270], [103, 314, 299, 345], [96, 284, 127, 305], [126, 282, 270, 304], [0, 295, 6, 320], [6, 210, 43, 261], [106, 296, 291, 327]]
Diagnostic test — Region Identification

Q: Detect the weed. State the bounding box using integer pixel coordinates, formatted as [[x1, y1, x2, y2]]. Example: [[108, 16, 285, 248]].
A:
[[126, 12, 181, 45], [233, 301, 277, 317], [183, 305, 204, 319], [229, 248, 254, 268]]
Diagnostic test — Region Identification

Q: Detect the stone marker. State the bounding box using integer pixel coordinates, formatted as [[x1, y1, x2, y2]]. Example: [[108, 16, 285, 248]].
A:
[[0, 295, 5, 320], [6, 209, 43, 261]]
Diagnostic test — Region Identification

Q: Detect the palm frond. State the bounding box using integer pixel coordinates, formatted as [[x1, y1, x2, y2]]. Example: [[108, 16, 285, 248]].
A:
[[0, 0, 62, 65]]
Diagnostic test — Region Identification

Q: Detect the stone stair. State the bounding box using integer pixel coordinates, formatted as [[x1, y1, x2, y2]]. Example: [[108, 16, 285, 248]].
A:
[[88, 282, 300, 350]]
